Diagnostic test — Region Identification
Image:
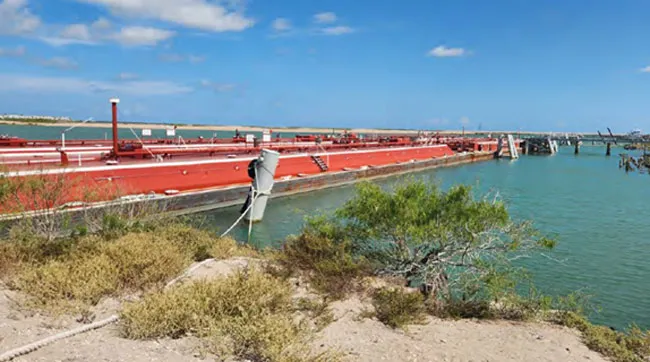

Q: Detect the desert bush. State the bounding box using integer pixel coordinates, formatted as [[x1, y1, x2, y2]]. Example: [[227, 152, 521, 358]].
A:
[[121, 270, 330, 362], [288, 180, 557, 314], [13, 232, 190, 311], [155, 222, 257, 261], [558, 312, 650, 362], [100, 233, 190, 290], [6, 223, 247, 311], [370, 287, 426, 329], [0, 229, 103, 280], [280, 218, 371, 298], [427, 298, 494, 320], [14, 254, 120, 309]]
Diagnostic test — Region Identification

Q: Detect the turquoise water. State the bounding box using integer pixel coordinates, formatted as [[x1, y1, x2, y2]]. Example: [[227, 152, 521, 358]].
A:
[[199, 146, 650, 330]]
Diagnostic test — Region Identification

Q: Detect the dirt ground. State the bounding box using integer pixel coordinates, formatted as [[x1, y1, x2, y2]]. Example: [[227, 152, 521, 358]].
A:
[[0, 258, 607, 362]]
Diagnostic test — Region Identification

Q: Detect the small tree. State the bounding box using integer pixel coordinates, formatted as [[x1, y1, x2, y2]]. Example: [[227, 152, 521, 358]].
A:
[[314, 179, 555, 302]]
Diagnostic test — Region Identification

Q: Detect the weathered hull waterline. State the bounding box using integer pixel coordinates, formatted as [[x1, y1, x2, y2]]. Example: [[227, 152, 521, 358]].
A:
[[5, 144, 456, 197], [0, 151, 497, 230], [158, 151, 494, 214]]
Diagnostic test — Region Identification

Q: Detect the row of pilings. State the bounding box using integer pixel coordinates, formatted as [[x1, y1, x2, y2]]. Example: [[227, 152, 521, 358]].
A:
[[521, 138, 612, 156]]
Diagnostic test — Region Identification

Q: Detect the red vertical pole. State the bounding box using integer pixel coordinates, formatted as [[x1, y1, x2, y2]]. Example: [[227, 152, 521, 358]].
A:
[[110, 98, 120, 157]]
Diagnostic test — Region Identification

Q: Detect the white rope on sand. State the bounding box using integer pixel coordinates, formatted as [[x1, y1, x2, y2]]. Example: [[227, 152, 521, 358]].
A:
[[0, 315, 119, 361]]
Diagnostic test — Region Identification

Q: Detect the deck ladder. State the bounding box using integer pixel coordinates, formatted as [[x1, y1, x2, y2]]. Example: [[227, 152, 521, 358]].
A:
[[507, 134, 519, 159], [547, 138, 558, 154], [311, 155, 329, 172]]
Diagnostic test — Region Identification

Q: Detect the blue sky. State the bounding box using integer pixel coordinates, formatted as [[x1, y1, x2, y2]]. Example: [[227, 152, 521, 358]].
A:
[[0, 0, 649, 132]]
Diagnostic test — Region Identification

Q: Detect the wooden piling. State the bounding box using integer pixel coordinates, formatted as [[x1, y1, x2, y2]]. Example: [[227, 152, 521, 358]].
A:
[[574, 141, 580, 155], [606, 142, 612, 156]]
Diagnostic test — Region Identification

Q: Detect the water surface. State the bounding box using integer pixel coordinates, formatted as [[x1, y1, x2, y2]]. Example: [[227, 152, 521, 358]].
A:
[[201, 146, 650, 330]]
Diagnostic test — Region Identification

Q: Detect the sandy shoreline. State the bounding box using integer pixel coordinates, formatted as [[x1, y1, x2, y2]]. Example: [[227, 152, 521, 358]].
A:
[[0, 258, 608, 362], [0, 120, 568, 136]]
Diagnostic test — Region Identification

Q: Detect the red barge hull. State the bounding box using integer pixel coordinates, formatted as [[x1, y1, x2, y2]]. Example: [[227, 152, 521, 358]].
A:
[[0, 99, 520, 213], [5, 144, 455, 197]]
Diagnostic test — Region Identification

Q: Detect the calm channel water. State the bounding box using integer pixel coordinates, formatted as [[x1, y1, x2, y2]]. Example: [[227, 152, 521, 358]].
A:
[[200, 146, 650, 330]]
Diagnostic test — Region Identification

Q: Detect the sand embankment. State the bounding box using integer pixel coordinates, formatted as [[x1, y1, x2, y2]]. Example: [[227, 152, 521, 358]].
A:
[[0, 257, 607, 362]]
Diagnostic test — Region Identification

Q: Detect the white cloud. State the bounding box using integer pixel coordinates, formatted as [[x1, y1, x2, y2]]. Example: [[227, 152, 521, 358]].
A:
[[200, 79, 237, 92], [40, 36, 96, 46], [117, 72, 138, 80], [459, 116, 471, 126], [0, 1, 171, 48], [0, 74, 193, 95], [0, 45, 26, 57], [42, 18, 175, 47], [38, 57, 78, 70], [60, 23, 92, 41], [641, 66, 650, 73], [91, 17, 111, 30], [314, 12, 337, 24], [428, 45, 467, 58], [0, 0, 41, 35], [272, 17, 291, 32], [75, 0, 255, 32], [321, 26, 354, 35], [110, 26, 175, 46], [42, 23, 99, 46]]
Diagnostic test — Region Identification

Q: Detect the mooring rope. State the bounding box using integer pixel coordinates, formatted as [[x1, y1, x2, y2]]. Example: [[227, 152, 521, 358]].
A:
[[0, 184, 270, 361], [0, 315, 119, 361]]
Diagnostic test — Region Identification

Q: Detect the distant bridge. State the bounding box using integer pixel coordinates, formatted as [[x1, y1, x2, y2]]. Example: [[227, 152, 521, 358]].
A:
[[512, 128, 645, 145]]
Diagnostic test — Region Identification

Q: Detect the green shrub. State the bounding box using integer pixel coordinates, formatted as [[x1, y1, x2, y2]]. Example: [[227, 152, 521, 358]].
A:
[[427, 298, 494, 320], [557, 312, 650, 362], [280, 230, 371, 298], [371, 287, 426, 329]]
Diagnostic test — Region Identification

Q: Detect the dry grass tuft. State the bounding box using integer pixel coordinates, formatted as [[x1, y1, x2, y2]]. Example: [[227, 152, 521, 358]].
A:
[[4, 223, 254, 312], [296, 297, 335, 331], [13, 233, 189, 311], [121, 269, 334, 361], [278, 231, 371, 299], [157, 222, 259, 261], [557, 312, 650, 362], [370, 287, 427, 329]]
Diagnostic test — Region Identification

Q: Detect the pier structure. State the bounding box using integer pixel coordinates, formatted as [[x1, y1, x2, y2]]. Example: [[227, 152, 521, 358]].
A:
[[523, 138, 558, 155]]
